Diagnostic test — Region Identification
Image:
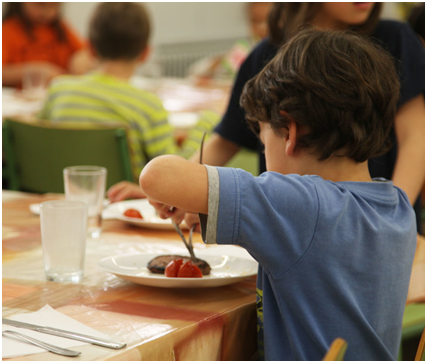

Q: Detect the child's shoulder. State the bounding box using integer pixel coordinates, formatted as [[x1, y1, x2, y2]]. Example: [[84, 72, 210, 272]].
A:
[[49, 74, 86, 88], [127, 78, 165, 104], [120, 82, 166, 112], [375, 19, 412, 34], [221, 169, 320, 203], [2, 17, 25, 34], [3, 16, 20, 28], [131, 86, 164, 107], [238, 170, 400, 203], [373, 19, 419, 43]]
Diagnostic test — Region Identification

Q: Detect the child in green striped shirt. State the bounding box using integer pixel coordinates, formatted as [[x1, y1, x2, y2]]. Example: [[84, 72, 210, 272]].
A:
[[39, 2, 219, 182]]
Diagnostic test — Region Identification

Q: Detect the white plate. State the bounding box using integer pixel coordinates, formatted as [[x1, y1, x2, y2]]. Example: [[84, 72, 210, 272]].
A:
[[29, 203, 41, 215], [98, 252, 258, 288], [168, 112, 199, 129], [103, 199, 180, 230], [29, 200, 110, 216]]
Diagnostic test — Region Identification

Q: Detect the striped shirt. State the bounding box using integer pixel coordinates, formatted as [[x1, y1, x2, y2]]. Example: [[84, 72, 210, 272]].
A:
[[38, 73, 219, 180]]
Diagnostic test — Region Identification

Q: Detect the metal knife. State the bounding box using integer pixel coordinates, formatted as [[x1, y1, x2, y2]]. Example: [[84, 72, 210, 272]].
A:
[[2, 319, 126, 350]]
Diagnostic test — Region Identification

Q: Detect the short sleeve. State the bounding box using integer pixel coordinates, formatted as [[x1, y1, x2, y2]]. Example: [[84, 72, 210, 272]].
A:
[[208, 167, 320, 276]]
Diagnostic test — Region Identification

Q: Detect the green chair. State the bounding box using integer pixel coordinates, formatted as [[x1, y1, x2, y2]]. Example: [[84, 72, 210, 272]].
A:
[[3, 119, 133, 194], [399, 303, 425, 360], [402, 303, 426, 341]]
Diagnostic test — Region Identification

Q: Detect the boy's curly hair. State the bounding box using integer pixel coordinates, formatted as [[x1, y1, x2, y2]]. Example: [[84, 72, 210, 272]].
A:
[[240, 28, 400, 163]]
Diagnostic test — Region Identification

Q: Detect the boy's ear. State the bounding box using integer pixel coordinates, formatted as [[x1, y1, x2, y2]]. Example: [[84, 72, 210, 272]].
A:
[[139, 46, 151, 62], [285, 121, 297, 156]]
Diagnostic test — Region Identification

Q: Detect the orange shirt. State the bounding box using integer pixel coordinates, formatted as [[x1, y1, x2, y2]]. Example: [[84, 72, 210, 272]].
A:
[[2, 17, 83, 70]]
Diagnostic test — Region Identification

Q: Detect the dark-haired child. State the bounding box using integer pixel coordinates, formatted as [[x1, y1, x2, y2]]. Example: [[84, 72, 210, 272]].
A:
[[39, 2, 218, 181], [139, 29, 417, 360], [2, 2, 92, 87]]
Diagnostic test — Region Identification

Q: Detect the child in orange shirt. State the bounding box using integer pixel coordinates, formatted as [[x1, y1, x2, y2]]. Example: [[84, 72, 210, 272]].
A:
[[2, 2, 93, 87]]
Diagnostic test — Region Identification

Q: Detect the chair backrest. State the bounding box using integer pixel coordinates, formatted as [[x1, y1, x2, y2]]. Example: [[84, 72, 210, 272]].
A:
[[415, 328, 425, 361], [3, 119, 133, 194], [323, 338, 348, 361]]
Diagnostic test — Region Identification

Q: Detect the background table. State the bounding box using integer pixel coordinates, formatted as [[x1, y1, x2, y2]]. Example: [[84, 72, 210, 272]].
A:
[[2, 190, 257, 361], [2, 76, 231, 122]]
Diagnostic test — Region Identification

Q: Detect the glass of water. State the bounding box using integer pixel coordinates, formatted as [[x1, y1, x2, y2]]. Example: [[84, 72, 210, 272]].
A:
[[63, 166, 107, 239], [40, 200, 88, 283]]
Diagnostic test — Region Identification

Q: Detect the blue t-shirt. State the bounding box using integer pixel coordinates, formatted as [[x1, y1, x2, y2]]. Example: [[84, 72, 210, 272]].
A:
[[202, 166, 417, 361]]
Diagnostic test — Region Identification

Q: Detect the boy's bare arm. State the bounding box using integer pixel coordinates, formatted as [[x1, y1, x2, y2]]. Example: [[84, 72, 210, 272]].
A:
[[140, 155, 209, 214], [149, 133, 237, 222]]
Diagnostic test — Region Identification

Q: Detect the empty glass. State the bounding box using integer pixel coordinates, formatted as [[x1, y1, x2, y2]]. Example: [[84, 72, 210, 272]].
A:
[[40, 200, 88, 283], [22, 68, 47, 100], [63, 166, 107, 238]]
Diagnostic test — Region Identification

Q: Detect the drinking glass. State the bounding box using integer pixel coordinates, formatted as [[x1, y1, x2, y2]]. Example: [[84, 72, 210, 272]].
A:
[[63, 166, 107, 238], [22, 68, 47, 100], [40, 200, 88, 283]]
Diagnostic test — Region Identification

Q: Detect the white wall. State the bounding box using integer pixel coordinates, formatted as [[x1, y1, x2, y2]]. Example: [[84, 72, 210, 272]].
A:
[[61, 2, 414, 45], [63, 2, 249, 45], [3, 2, 417, 46]]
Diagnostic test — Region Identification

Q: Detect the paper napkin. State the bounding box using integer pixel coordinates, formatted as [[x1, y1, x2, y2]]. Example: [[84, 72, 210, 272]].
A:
[[2, 305, 110, 358]]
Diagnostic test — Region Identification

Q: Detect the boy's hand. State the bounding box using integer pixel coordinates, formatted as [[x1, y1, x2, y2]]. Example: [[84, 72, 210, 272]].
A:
[[107, 181, 146, 203], [184, 212, 201, 233], [148, 201, 186, 224]]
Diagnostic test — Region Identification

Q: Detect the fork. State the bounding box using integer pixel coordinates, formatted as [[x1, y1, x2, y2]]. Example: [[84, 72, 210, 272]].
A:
[[170, 132, 206, 262], [172, 221, 197, 262], [3, 330, 81, 357], [199, 131, 206, 165]]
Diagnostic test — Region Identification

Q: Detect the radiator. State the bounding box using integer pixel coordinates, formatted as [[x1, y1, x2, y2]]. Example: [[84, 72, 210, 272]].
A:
[[157, 38, 240, 78]]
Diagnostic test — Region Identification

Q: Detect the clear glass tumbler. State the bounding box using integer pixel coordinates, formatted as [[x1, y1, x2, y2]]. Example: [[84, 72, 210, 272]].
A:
[[63, 166, 107, 239], [40, 200, 88, 283]]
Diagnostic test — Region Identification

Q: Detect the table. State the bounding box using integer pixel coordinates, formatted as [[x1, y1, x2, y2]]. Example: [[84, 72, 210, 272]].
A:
[[2, 77, 231, 151], [2, 76, 231, 122], [130, 76, 231, 115], [2, 190, 258, 361], [2, 87, 46, 121]]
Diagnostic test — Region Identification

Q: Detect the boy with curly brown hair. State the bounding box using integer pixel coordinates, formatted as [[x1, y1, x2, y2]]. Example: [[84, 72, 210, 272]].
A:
[[139, 29, 417, 360]]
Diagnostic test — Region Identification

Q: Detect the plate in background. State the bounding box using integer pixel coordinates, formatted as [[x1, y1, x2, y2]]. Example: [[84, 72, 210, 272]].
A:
[[102, 199, 181, 230]]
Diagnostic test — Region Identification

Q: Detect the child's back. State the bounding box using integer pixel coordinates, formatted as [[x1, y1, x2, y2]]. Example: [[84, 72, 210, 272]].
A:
[[206, 168, 416, 359], [39, 72, 173, 179]]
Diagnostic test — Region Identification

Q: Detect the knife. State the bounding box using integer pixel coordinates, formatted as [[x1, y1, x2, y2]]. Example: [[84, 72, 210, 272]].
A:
[[2, 319, 126, 350]]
